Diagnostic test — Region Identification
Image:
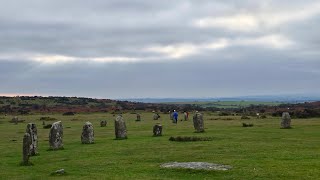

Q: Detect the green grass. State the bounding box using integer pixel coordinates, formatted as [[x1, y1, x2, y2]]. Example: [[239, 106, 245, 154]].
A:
[[163, 101, 282, 108], [0, 112, 319, 179]]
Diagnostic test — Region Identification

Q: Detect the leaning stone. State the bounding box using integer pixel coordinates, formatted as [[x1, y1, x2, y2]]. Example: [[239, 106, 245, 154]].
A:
[[26, 123, 38, 156], [81, 122, 94, 144], [49, 121, 64, 150], [281, 112, 291, 129], [100, 120, 107, 127], [21, 133, 32, 165], [193, 112, 204, 132], [153, 124, 162, 136], [115, 115, 127, 139], [160, 162, 232, 171]]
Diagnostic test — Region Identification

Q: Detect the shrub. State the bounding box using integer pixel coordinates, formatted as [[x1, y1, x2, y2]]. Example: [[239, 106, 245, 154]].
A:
[[62, 112, 75, 116], [40, 117, 57, 121], [242, 123, 254, 127], [43, 124, 52, 129], [241, 116, 250, 119], [218, 111, 231, 116]]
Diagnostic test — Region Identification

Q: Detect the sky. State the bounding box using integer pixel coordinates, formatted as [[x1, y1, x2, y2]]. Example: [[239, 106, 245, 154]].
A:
[[0, 0, 320, 99]]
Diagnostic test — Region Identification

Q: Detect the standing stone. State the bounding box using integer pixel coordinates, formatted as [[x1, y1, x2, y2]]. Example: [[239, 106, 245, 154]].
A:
[[153, 124, 162, 136], [184, 112, 188, 121], [49, 121, 63, 150], [13, 116, 18, 124], [100, 120, 107, 127], [81, 122, 94, 144], [25, 123, 38, 156], [281, 112, 291, 129], [115, 115, 127, 139], [136, 114, 141, 121], [169, 111, 173, 120], [193, 112, 204, 132], [22, 133, 31, 165], [153, 113, 160, 120]]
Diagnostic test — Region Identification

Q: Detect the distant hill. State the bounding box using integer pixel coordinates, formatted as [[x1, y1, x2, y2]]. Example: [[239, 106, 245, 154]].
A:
[[122, 95, 320, 103], [1, 96, 320, 118], [0, 96, 197, 114]]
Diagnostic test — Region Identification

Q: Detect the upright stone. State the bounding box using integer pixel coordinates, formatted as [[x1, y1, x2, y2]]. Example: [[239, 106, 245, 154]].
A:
[[25, 123, 38, 156], [136, 114, 141, 121], [13, 116, 18, 124], [281, 112, 291, 129], [193, 112, 204, 132], [115, 115, 127, 139], [49, 121, 64, 150], [81, 122, 94, 144], [153, 124, 162, 136], [153, 113, 160, 120], [184, 112, 188, 121], [100, 120, 107, 127], [22, 133, 31, 165]]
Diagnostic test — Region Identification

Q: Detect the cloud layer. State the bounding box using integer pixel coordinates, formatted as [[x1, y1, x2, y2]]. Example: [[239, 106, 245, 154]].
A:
[[0, 0, 319, 98]]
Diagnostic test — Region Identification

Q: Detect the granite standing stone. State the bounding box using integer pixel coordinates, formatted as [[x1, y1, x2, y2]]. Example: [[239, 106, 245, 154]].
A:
[[49, 121, 64, 150], [100, 120, 107, 127], [184, 112, 188, 121], [81, 122, 94, 144], [193, 112, 204, 132], [281, 112, 291, 129], [22, 133, 31, 165], [136, 114, 141, 121], [153, 113, 160, 120], [115, 115, 127, 139], [153, 124, 162, 136], [26, 123, 38, 156], [13, 116, 18, 124]]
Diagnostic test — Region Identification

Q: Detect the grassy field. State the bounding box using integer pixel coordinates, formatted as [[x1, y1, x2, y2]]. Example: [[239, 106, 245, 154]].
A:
[[163, 101, 282, 108], [0, 112, 319, 179]]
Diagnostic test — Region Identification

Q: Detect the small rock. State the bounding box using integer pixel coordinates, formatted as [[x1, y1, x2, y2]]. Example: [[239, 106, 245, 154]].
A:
[[51, 169, 65, 175], [160, 162, 232, 171]]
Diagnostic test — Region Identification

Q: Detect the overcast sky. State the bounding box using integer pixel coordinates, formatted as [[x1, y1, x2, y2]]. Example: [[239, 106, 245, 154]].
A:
[[0, 0, 319, 99]]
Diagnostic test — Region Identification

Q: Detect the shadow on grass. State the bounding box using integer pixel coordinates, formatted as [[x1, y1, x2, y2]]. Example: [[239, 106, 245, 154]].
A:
[[47, 147, 65, 151]]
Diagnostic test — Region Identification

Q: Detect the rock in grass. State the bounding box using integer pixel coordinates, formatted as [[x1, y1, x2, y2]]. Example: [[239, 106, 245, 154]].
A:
[[281, 112, 291, 129], [153, 124, 162, 136], [81, 122, 94, 144], [193, 112, 204, 132], [25, 123, 38, 156], [51, 169, 65, 175], [21, 133, 32, 165], [115, 115, 127, 139], [160, 162, 232, 171], [49, 121, 63, 150]]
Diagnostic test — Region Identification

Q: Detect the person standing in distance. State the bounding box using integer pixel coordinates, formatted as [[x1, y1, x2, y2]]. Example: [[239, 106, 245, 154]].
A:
[[173, 110, 178, 124]]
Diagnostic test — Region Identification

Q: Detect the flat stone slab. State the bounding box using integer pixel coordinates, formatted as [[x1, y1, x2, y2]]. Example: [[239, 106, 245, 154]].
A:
[[160, 162, 232, 171]]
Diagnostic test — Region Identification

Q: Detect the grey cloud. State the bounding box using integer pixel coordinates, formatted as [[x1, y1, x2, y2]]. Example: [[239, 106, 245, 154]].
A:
[[0, 1, 319, 98]]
